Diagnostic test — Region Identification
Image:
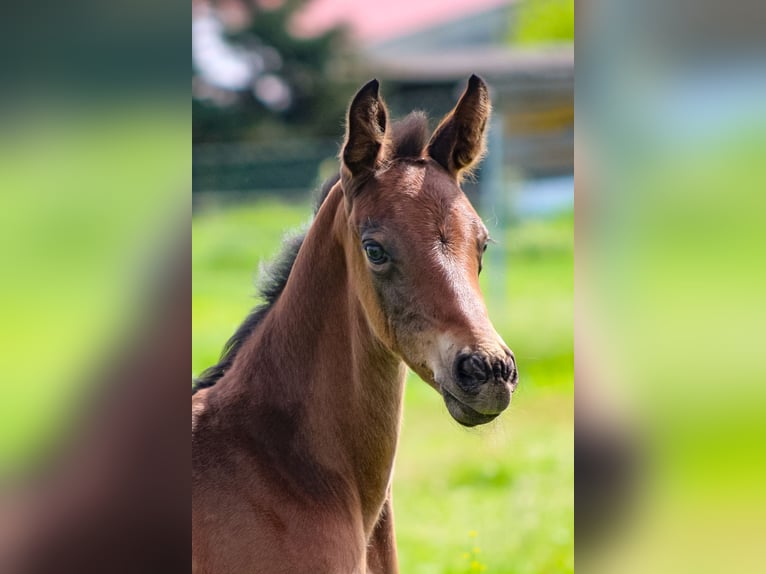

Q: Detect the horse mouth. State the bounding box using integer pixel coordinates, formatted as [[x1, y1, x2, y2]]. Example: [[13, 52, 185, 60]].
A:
[[441, 389, 500, 427]]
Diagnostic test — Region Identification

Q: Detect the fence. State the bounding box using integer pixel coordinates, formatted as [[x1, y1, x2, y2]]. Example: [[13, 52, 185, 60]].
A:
[[193, 137, 339, 200]]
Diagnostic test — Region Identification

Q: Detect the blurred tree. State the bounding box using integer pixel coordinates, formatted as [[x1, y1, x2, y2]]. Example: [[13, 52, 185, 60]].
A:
[[193, 0, 349, 143], [513, 0, 574, 45]]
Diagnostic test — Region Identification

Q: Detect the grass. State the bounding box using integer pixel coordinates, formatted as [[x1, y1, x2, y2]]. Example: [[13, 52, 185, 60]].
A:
[[192, 196, 573, 573]]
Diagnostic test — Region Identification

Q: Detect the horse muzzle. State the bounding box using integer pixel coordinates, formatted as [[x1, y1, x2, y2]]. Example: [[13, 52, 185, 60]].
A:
[[440, 349, 518, 427]]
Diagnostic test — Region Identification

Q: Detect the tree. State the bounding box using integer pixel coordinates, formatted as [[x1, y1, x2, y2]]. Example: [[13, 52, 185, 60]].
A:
[[513, 0, 574, 45], [193, 0, 349, 143]]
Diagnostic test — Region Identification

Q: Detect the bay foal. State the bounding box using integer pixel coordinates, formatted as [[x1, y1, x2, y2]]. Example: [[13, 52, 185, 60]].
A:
[[192, 76, 518, 573]]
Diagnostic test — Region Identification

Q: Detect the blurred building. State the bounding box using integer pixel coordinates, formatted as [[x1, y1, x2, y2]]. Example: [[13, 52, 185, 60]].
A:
[[296, 0, 573, 179], [193, 0, 573, 211]]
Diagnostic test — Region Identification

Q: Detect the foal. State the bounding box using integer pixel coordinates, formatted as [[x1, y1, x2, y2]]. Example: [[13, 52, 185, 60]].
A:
[[192, 75, 518, 574]]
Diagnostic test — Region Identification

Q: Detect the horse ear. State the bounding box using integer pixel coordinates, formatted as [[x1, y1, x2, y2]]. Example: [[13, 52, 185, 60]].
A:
[[341, 79, 389, 193], [427, 75, 491, 179]]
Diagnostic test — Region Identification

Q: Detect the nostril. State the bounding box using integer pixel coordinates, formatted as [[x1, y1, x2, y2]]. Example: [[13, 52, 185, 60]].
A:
[[455, 353, 491, 393], [508, 358, 518, 385], [457, 354, 488, 381], [492, 359, 504, 381], [472, 356, 490, 382], [489, 354, 516, 383], [490, 358, 507, 382], [506, 350, 517, 378]]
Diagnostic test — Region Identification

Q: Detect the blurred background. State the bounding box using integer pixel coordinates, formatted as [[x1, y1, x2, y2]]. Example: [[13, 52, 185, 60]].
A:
[[577, 1, 766, 573], [3, 0, 763, 572], [192, 1, 573, 572]]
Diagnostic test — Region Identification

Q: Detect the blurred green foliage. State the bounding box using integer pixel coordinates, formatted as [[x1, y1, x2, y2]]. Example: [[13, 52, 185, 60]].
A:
[[0, 107, 188, 475], [513, 0, 574, 45], [192, 199, 573, 573]]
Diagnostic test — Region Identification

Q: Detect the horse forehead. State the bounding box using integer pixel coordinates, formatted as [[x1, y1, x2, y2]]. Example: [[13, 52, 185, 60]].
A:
[[375, 162, 466, 216], [355, 163, 475, 238]]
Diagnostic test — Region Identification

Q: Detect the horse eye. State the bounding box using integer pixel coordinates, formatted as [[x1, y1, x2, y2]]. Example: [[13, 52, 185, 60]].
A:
[[479, 243, 488, 275], [364, 242, 388, 265]]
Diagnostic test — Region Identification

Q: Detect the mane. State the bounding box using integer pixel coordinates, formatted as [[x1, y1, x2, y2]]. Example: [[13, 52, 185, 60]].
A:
[[389, 111, 429, 160], [192, 113, 430, 394]]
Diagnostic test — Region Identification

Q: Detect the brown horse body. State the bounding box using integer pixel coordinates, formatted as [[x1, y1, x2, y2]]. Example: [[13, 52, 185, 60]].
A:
[[193, 77, 517, 573]]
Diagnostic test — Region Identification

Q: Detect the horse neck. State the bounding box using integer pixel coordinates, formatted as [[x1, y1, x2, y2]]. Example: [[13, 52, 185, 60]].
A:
[[235, 184, 407, 515]]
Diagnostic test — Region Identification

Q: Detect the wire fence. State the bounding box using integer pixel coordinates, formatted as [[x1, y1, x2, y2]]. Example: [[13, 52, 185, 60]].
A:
[[193, 137, 339, 199]]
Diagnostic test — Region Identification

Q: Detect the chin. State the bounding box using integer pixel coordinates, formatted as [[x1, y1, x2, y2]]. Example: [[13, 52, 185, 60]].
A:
[[442, 389, 503, 427]]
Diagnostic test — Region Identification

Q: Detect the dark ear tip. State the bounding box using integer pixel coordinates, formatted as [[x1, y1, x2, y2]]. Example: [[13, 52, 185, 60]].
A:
[[358, 78, 380, 99], [468, 74, 487, 90]]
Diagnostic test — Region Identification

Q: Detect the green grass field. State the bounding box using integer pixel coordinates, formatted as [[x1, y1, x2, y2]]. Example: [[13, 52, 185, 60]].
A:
[[192, 198, 573, 573]]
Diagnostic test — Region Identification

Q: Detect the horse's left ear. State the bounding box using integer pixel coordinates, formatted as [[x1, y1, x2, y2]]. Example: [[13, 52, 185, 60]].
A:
[[427, 75, 491, 179], [341, 79, 389, 196]]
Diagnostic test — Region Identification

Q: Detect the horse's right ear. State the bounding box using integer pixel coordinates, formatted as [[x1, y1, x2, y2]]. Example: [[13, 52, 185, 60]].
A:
[[341, 79, 389, 196]]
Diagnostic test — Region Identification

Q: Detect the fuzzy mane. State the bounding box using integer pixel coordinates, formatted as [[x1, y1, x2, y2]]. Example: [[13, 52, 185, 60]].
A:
[[192, 113, 430, 394]]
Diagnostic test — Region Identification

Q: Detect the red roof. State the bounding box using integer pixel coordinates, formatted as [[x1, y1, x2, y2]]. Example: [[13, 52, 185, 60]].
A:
[[291, 0, 511, 43]]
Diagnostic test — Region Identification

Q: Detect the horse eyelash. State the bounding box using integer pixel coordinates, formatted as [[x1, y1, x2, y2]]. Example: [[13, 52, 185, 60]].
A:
[[482, 236, 497, 252]]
